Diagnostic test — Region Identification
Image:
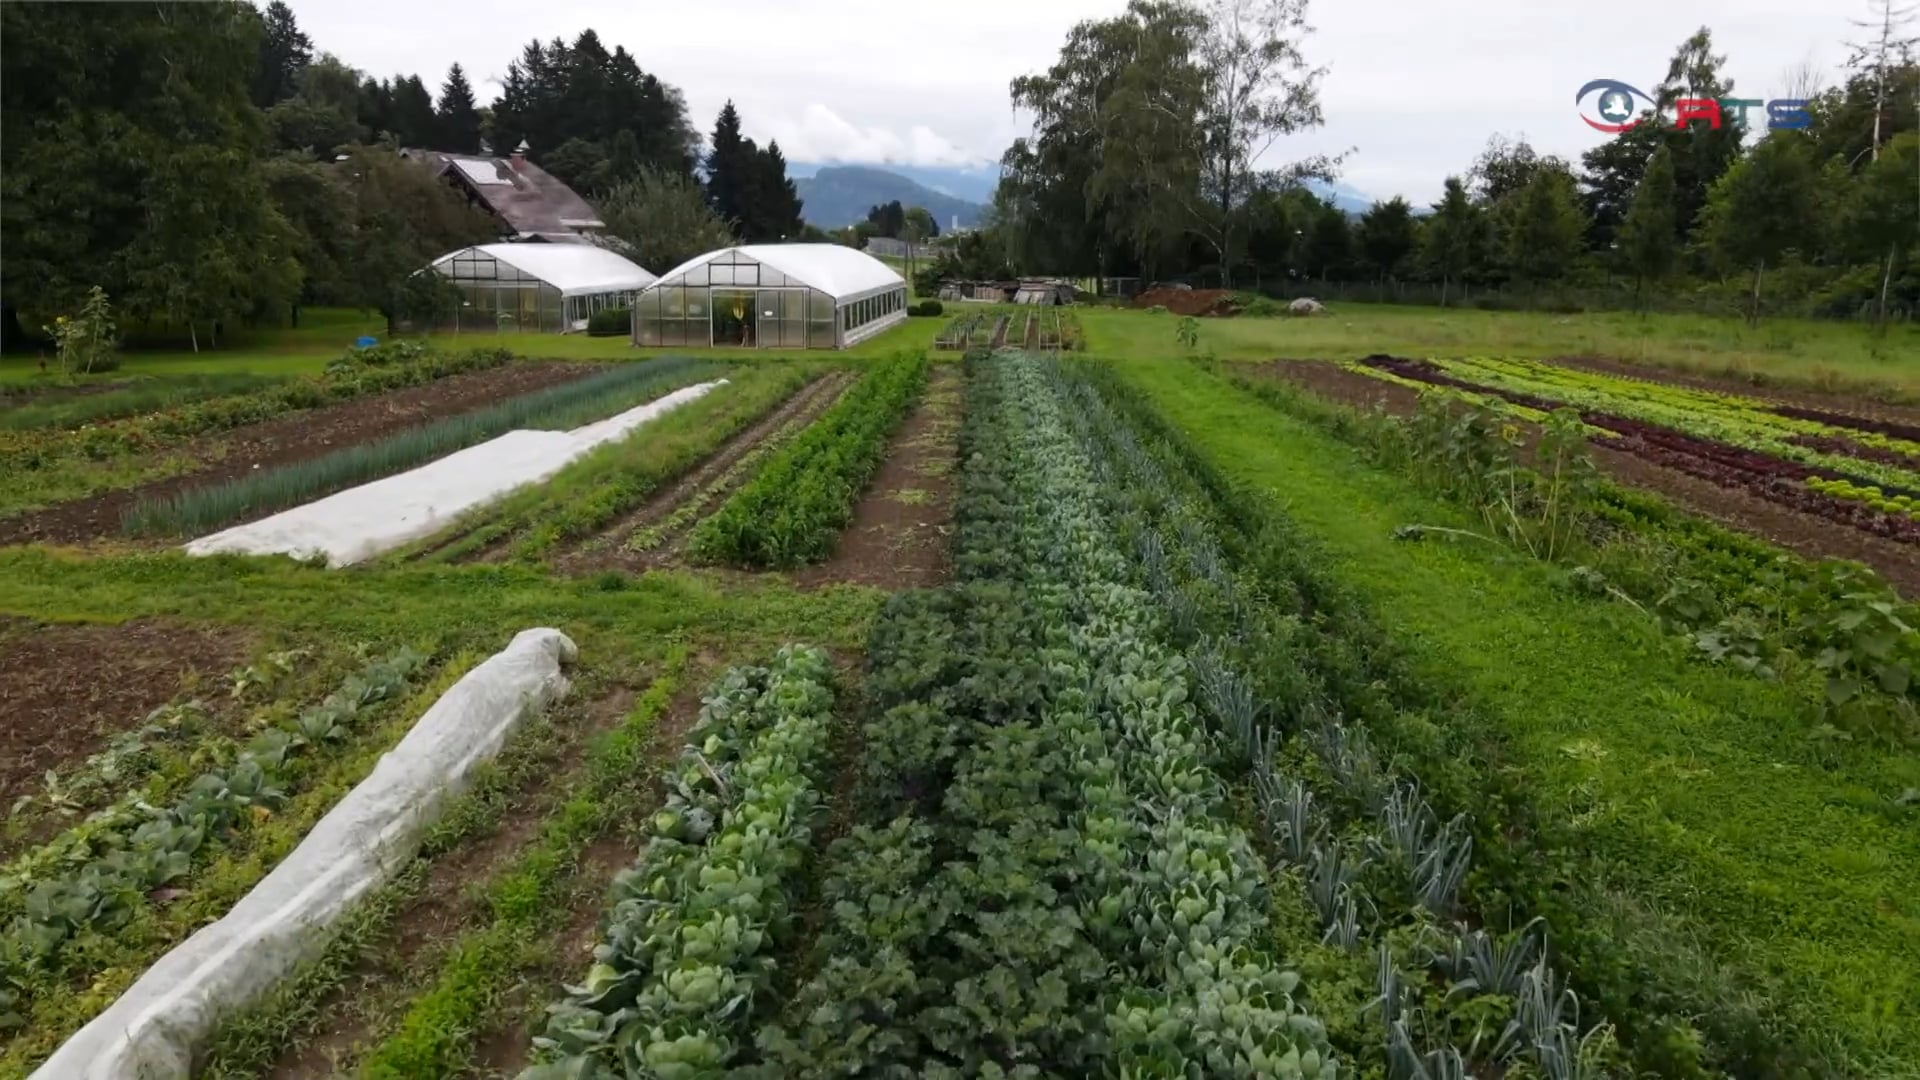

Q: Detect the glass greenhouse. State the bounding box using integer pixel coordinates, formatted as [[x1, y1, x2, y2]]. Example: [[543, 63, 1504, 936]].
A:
[[427, 243, 656, 333], [633, 245, 907, 350]]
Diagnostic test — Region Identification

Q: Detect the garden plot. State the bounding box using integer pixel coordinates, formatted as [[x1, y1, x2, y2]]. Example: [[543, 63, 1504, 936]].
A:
[[184, 380, 727, 566], [793, 361, 961, 589], [28, 629, 575, 1080], [1257, 355, 1920, 591], [0, 618, 251, 820], [557, 369, 857, 574], [0, 348, 559, 541]]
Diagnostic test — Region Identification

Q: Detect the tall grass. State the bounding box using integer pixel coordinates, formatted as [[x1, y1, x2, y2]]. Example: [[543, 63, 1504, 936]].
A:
[[0, 373, 290, 431], [125, 356, 720, 537]]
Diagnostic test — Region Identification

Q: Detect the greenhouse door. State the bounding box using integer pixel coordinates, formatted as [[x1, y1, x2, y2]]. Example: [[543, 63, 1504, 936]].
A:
[[712, 290, 754, 347]]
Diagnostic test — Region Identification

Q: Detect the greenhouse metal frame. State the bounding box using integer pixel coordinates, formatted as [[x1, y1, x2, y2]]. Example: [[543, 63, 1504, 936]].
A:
[[427, 243, 656, 334], [633, 244, 908, 350]]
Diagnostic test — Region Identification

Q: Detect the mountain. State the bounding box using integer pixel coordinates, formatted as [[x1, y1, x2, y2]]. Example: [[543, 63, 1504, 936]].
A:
[[788, 161, 1001, 207], [1303, 178, 1375, 214], [792, 165, 988, 230]]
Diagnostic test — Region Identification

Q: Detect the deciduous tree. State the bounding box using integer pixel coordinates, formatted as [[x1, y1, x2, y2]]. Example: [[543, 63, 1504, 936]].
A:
[[599, 168, 736, 276], [1699, 133, 1820, 324], [1616, 144, 1679, 306], [1357, 196, 1416, 282], [1420, 176, 1483, 304]]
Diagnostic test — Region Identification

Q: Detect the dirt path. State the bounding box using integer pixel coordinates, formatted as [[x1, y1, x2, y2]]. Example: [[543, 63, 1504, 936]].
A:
[[1253, 359, 1920, 596], [558, 371, 857, 575], [0, 362, 607, 546], [794, 364, 961, 590], [0, 618, 252, 808]]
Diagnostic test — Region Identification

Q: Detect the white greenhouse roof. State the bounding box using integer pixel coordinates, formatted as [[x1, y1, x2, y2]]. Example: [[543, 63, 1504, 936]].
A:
[[652, 244, 904, 302], [433, 244, 656, 296]]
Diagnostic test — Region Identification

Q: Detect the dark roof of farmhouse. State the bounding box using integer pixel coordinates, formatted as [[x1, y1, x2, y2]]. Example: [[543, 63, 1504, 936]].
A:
[[399, 147, 604, 243]]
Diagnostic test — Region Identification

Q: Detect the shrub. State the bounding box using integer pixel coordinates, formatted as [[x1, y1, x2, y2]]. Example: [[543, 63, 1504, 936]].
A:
[[586, 306, 632, 336], [43, 286, 121, 375], [912, 299, 945, 317]]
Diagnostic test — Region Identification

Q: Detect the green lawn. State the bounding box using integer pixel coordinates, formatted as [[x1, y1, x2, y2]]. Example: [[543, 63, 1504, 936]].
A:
[[1116, 357, 1920, 1075], [1083, 304, 1920, 402], [1, 309, 937, 385]]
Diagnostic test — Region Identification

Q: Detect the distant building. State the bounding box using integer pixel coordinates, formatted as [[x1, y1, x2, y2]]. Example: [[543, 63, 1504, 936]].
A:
[[400, 142, 607, 245]]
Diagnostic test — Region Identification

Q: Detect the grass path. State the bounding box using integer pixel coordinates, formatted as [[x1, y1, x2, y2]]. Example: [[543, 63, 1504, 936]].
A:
[[1082, 305, 1920, 402], [1117, 357, 1920, 1074]]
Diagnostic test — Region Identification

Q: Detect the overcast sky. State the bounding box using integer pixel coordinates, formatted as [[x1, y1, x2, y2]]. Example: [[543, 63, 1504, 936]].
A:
[[294, 0, 1863, 203]]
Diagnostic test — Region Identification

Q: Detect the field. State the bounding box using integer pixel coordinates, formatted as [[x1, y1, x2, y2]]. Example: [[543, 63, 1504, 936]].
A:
[[1, 305, 1916, 1079]]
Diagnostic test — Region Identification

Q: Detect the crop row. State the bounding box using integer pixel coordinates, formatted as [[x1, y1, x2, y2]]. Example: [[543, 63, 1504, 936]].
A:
[[0, 372, 291, 433], [1355, 355, 1920, 541], [123, 357, 720, 537], [404, 364, 818, 564], [752, 352, 1337, 1076], [1055, 361, 1622, 1078], [0, 342, 514, 479], [1393, 355, 1920, 488], [688, 352, 928, 569], [1149, 359, 1917, 1075], [0, 649, 427, 1049], [524, 645, 836, 1077]]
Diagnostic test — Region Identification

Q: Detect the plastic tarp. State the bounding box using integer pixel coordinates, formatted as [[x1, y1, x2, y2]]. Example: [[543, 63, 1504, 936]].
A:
[[649, 243, 903, 302], [184, 379, 727, 566], [432, 243, 656, 295], [32, 628, 578, 1080]]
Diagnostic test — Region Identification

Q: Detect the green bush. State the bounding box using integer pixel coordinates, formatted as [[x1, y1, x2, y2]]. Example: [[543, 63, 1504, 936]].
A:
[[586, 306, 632, 336], [911, 299, 944, 317]]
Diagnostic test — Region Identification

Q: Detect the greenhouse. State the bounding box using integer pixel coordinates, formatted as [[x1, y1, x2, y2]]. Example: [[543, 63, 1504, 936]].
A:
[[427, 243, 656, 333], [633, 244, 907, 350]]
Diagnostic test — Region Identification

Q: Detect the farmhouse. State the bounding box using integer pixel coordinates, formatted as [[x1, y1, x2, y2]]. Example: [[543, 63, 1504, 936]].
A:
[[400, 142, 607, 245], [633, 244, 907, 349], [427, 243, 655, 333]]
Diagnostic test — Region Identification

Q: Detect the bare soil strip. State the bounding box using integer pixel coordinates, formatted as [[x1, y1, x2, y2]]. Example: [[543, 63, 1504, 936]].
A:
[[0, 362, 608, 547], [794, 364, 961, 590], [0, 617, 252, 808], [260, 679, 641, 1080], [1255, 359, 1920, 596], [557, 371, 858, 575]]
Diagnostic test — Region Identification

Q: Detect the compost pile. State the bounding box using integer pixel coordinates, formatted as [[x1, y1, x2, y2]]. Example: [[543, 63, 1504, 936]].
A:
[[1132, 287, 1242, 316]]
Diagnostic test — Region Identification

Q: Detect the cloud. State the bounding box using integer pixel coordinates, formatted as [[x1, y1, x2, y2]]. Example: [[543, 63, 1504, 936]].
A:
[[758, 104, 988, 168]]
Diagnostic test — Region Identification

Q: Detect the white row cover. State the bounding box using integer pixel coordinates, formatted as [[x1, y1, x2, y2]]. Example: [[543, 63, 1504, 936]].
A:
[[433, 243, 656, 296], [650, 243, 903, 302], [185, 380, 728, 566], [33, 628, 578, 1080]]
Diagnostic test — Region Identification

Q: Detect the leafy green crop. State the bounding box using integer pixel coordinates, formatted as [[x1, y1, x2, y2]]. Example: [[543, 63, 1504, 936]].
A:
[[688, 352, 927, 569], [526, 645, 837, 1079], [0, 649, 426, 1032], [124, 357, 720, 536]]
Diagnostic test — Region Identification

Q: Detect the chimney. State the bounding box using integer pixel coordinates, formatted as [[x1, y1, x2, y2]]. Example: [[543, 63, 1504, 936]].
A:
[[511, 139, 530, 172]]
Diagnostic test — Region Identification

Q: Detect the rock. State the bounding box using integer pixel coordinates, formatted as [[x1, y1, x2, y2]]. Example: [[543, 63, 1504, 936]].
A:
[[1289, 298, 1327, 316]]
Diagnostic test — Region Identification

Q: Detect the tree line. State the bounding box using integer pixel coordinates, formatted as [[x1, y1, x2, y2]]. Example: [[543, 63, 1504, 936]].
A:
[[978, 0, 1919, 324], [0, 1, 818, 345]]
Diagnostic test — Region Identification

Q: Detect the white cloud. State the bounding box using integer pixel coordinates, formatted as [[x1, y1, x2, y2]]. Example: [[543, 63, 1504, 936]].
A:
[[757, 104, 983, 167], [293, 0, 1855, 205]]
